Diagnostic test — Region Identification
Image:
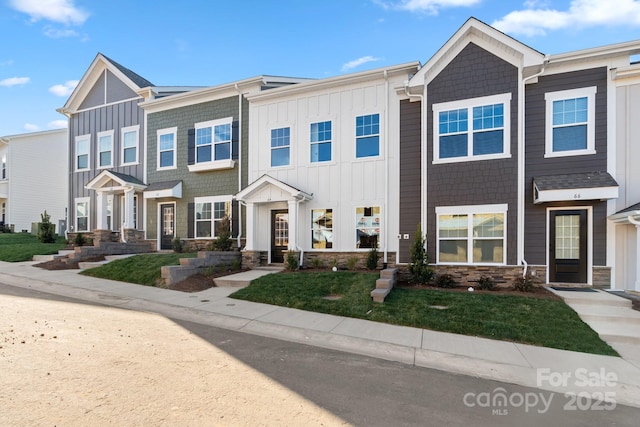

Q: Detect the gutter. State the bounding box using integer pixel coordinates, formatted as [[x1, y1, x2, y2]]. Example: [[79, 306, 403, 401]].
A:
[[383, 69, 389, 267], [235, 84, 244, 250]]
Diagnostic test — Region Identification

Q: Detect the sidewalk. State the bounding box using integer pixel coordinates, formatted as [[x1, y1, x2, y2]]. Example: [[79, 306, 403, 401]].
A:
[[1, 260, 640, 408]]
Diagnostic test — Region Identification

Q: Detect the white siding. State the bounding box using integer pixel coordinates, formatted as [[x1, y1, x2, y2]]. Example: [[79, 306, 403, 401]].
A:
[[3, 129, 68, 232]]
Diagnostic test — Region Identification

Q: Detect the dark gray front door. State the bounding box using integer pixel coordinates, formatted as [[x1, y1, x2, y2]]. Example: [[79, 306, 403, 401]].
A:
[[160, 204, 175, 250], [271, 210, 288, 263], [549, 210, 588, 283]]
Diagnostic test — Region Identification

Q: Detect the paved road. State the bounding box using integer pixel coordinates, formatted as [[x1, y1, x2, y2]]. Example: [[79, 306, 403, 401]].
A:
[[1, 283, 638, 426]]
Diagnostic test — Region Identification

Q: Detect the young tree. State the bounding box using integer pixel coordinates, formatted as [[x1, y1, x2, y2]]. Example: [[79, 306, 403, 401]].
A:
[[37, 211, 56, 243], [408, 223, 434, 284]]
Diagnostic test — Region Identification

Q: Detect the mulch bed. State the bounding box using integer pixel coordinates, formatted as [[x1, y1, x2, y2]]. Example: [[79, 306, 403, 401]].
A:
[[395, 280, 563, 300], [33, 256, 106, 270]]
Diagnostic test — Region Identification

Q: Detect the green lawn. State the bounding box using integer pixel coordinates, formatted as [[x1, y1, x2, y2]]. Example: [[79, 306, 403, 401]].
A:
[[230, 271, 619, 356], [0, 233, 67, 262], [80, 252, 197, 286]]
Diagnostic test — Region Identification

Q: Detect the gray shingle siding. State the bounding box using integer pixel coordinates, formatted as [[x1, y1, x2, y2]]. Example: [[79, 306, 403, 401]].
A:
[[146, 96, 248, 240], [425, 42, 519, 265], [524, 67, 608, 265]]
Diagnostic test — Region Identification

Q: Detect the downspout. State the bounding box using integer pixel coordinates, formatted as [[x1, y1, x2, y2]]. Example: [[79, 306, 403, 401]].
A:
[[383, 69, 389, 267], [297, 198, 304, 268], [520, 55, 549, 274], [235, 84, 243, 249]]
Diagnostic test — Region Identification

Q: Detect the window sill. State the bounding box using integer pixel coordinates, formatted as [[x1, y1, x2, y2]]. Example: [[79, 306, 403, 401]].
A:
[[544, 149, 596, 159], [188, 159, 235, 172], [433, 153, 511, 165]]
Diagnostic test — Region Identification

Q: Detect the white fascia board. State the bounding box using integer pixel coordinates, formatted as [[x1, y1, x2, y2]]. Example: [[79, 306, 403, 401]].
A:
[[534, 186, 619, 204], [143, 182, 182, 199]]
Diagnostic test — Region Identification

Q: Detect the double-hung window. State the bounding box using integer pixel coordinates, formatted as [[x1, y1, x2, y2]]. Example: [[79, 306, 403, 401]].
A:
[[157, 127, 177, 170], [195, 118, 231, 163], [75, 197, 90, 232], [310, 121, 332, 163], [271, 127, 290, 167], [355, 206, 380, 249], [355, 114, 380, 158], [1, 155, 6, 179], [312, 208, 333, 249], [194, 196, 231, 238], [97, 130, 114, 168], [433, 93, 511, 163], [545, 87, 596, 157], [436, 204, 507, 264], [121, 125, 139, 165], [75, 135, 90, 171]]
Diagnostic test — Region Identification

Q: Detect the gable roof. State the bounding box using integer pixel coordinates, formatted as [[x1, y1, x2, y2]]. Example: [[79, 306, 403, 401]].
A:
[[408, 17, 544, 89], [85, 170, 146, 191], [235, 174, 313, 203], [58, 53, 155, 115]]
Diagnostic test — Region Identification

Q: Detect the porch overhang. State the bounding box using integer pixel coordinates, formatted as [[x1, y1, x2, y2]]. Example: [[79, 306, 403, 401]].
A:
[[85, 170, 147, 192], [143, 180, 183, 199], [608, 202, 640, 224], [235, 174, 313, 203], [533, 172, 618, 204]]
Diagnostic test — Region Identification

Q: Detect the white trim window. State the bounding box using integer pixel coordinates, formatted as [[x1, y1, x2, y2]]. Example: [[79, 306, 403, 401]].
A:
[[355, 206, 380, 249], [433, 93, 511, 163], [196, 118, 232, 163], [75, 134, 90, 171], [436, 204, 507, 265], [312, 208, 333, 249], [310, 121, 332, 163], [157, 127, 177, 170], [1, 154, 6, 179], [121, 125, 139, 166], [271, 127, 290, 167], [75, 197, 90, 232], [355, 114, 380, 158], [194, 196, 231, 238], [97, 130, 114, 169], [545, 87, 597, 158]]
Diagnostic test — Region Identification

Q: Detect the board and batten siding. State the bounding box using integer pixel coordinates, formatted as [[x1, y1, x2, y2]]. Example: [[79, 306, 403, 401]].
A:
[[425, 42, 520, 265], [524, 67, 608, 265], [248, 74, 409, 253], [68, 98, 145, 231]]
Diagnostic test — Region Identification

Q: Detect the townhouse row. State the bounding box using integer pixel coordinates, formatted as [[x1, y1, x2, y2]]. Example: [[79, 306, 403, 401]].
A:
[[8, 17, 637, 290]]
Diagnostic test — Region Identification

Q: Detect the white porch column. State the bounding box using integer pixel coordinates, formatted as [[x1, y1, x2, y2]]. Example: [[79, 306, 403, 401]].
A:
[[627, 215, 640, 292], [244, 202, 256, 250], [287, 200, 298, 251], [123, 187, 135, 229], [96, 191, 108, 229]]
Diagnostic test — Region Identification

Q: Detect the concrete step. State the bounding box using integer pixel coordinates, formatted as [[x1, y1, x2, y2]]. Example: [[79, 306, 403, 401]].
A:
[[78, 260, 109, 270], [572, 304, 640, 325], [554, 290, 633, 308], [213, 277, 251, 288], [32, 254, 55, 262], [371, 287, 392, 303], [104, 254, 136, 262]]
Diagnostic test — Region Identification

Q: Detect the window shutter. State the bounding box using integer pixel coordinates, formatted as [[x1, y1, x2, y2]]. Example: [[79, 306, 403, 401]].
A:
[[187, 128, 195, 165], [187, 202, 194, 238], [231, 120, 239, 160], [231, 200, 239, 237]]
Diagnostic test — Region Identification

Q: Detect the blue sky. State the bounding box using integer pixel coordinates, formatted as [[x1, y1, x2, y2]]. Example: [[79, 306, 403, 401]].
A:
[[1, 0, 640, 136]]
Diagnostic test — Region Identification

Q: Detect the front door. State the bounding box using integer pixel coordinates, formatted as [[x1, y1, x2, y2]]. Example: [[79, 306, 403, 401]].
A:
[[160, 204, 175, 250], [271, 210, 288, 263], [549, 209, 588, 283]]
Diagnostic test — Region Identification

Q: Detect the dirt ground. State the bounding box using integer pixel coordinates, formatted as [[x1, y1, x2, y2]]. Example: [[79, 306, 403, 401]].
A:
[[0, 293, 348, 426]]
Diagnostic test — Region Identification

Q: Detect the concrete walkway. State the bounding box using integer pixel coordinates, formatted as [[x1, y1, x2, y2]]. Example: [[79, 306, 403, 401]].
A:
[[1, 260, 640, 408]]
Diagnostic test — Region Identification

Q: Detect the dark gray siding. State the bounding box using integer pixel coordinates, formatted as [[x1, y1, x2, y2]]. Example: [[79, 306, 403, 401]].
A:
[[106, 70, 138, 103], [398, 99, 422, 263], [146, 96, 247, 240], [524, 67, 608, 265], [426, 42, 519, 265], [79, 71, 106, 110], [68, 98, 145, 230]]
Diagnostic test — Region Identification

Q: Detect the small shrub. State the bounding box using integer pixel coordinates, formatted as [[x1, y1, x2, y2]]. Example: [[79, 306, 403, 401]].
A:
[[172, 236, 184, 253], [310, 257, 324, 269], [74, 233, 87, 246], [203, 265, 216, 276], [37, 211, 56, 243], [408, 224, 434, 284], [285, 250, 299, 271], [476, 276, 496, 291], [232, 258, 242, 271], [213, 216, 233, 251], [347, 256, 359, 271], [435, 273, 456, 289], [366, 248, 379, 270], [513, 273, 536, 292]]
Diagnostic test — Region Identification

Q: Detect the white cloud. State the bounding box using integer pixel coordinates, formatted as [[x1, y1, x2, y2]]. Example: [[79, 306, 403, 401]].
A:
[[0, 77, 30, 87], [43, 26, 79, 38], [0, 60, 14, 67], [341, 56, 382, 72], [376, 0, 481, 14], [9, 0, 89, 25], [493, 0, 640, 37], [49, 80, 79, 97], [23, 123, 40, 132], [48, 119, 68, 129]]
